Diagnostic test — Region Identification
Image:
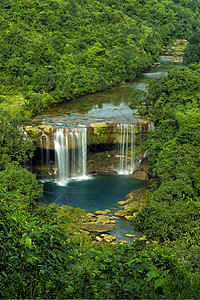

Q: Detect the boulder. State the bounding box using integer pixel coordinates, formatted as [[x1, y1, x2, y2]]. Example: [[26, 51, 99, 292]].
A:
[[139, 236, 147, 241], [95, 209, 111, 215], [114, 210, 127, 217], [96, 215, 110, 224], [118, 240, 128, 245], [25, 126, 41, 136], [124, 201, 139, 211], [81, 222, 115, 232], [100, 234, 116, 243], [38, 125, 52, 134], [96, 236, 103, 242], [138, 157, 149, 173], [124, 216, 134, 221], [129, 170, 149, 181], [126, 234, 135, 238], [87, 213, 96, 217], [117, 199, 129, 206], [109, 220, 116, 224]]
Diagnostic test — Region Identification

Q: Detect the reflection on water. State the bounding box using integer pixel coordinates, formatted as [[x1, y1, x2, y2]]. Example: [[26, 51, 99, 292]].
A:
[[88, 102, 134, 118], [41, 175, 146, 212], [36, 53, 182, 241], [142, 71, 168, 79], [40, 175, 147, 241], [36, 61, 179, 126]]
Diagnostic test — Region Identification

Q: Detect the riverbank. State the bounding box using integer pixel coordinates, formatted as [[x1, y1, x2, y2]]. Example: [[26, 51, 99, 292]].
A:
[[33, 40, 187, 244]]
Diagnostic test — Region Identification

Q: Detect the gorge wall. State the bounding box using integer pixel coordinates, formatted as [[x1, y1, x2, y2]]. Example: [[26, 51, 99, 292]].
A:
[[26, 120, 153, 180]]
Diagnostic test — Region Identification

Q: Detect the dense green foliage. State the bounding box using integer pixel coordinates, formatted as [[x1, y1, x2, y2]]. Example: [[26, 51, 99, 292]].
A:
[[184, 28, 200, 65], [1, 0, 200, 114], [1, 185, 199, 299], [0, 108, 35, 169], [1, 108, 199, 298], [132, 44, 200, 278], [1, 0, 200, 297]]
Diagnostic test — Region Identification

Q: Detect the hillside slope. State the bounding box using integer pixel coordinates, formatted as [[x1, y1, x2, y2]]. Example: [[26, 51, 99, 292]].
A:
[[0, 0, 199, 114]]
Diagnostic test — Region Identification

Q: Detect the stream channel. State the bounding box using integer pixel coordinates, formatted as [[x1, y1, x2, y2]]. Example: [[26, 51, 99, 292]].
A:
[[35, 51, 182, 242]]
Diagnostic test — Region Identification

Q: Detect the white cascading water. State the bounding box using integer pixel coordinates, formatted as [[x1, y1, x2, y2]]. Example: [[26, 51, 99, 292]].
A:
[[40, 132, 50, 166], [54, 127, 87, 183], [118, 124, 136, 175]]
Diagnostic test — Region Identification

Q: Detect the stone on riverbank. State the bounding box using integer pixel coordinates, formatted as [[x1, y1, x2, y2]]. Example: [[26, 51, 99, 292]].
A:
[[81, 222, 115, 232], [117, 199, 129, 206], [25, 126, 41, 136], [100, 234, 116, 243], [118, 240, 128, 245], [95, 209, 111, 215], [124, 216, 134, 221], [129, 170, 149, 181], [114, 210, 127, 217], [126, 234, 135, 238], [96, 215, 110, 224]]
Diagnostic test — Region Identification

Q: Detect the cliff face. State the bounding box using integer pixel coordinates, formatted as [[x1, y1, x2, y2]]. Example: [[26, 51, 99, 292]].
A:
[[26, 121, 154, 150], [27, 120, 153, 178]]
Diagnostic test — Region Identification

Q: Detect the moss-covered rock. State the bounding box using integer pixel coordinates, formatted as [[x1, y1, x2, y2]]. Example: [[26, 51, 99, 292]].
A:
[[81, 222, 115, 232], [26, 125, 41, 137]]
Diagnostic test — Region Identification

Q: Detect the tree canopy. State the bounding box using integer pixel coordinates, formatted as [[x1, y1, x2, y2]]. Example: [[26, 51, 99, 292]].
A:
[[132, 43, 200, 278], [1, 0, 200, 297], [1, 0, 200, 114]]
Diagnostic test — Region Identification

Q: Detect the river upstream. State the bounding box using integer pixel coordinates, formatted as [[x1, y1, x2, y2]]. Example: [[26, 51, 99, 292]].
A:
[[34, 48, 182, 242]]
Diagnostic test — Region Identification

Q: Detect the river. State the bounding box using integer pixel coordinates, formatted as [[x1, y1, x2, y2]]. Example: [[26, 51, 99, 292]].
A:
[[35, 50, 182, 242]]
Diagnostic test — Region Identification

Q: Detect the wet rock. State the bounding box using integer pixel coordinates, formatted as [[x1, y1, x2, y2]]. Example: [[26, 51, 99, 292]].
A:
[[124, 216, 134, 221], [100, 234, 116, 243], [95, 209, 111, 215], [96, 236, 103, 242], [38, 125, 52, 134], [124, 201, 139, 211], [96, 215, 110, 224], [109, 220, 116, 224], [139, 236, 147, 241], [114, 210, 127, 217], [126, 234, 135, 238], [25, 126, 41, 136], [81, 222, 115, 232], [87, 213, 96, 218], [117, 199, 129, 206], [129, 170, 149, 181], [118, 240, 128, 245], [87, 213, 96, 221]]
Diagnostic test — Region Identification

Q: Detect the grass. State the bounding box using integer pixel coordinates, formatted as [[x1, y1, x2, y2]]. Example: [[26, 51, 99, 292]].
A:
[[0, 94, 30, 117]]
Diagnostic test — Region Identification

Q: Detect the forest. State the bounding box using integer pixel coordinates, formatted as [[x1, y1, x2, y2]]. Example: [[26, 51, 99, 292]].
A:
[[1, 0, 200, 114], [0, 0, 200, 298]]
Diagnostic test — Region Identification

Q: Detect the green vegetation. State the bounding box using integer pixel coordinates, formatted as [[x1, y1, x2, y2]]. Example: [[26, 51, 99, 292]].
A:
[[1, 108, 199, 298], [131, 30, 200, 286], [1, 0, 200, 114], [1, 0, 200, 298]]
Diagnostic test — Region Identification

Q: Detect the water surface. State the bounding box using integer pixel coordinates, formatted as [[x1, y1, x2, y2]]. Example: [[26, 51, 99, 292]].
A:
[[40, 175, 147, 241], [36, 53, 181, 241], [35, 59, 180, 126]]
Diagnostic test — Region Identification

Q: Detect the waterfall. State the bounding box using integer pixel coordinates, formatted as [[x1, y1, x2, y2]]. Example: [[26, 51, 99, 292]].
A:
[[40, 132, 50, 166], [118, 124, 135, 175], [54, 126, 87, 182]]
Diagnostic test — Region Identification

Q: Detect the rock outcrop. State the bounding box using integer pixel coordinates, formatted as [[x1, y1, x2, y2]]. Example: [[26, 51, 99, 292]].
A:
[[129, 170, 149, 181], [81, 222, 115, 232]]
